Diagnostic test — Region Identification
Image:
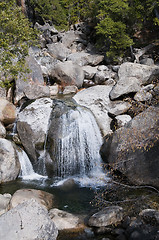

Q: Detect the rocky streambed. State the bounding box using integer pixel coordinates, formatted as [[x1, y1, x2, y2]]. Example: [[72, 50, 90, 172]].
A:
[[0, 21, 159, 240]]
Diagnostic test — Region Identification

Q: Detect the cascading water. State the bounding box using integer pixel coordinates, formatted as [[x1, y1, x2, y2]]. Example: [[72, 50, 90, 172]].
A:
[[17, 148, 46, 180], [43, 99, 109, 186]]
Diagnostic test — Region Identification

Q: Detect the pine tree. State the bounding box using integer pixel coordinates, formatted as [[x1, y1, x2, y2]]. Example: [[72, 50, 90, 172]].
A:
[[95, 0, 133, 59], [0, 0, 37, 88], [29, 0, 68, 30]]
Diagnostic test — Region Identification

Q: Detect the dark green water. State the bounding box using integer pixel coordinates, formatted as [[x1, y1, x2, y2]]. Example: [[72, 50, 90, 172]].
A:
[[0, 177, 97, 215]]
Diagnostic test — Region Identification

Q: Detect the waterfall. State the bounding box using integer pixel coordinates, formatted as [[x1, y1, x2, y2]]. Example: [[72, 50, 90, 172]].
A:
[[17, 148, 46, 180], [56, 106, 103, 177], [45, 100, 109, 186]]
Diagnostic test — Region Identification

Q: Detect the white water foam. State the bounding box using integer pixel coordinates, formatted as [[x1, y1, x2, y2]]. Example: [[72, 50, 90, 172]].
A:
[[17, 148, 47, 180]]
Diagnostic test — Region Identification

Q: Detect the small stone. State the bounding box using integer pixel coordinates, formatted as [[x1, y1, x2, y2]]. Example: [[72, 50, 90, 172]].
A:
[[49, 208, 80, 230], [97, 65, 109, 71], [49, 85, 59, 96], [115, 114, 132, 128], [88, 206, 123, 227], [139, 209, 159, 225], [63, 86, 78, 95]]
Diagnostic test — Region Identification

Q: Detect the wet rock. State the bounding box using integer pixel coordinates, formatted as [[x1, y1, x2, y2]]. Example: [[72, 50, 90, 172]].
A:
[[88, 206, 123, 227], [58, 178, 76, 191], [0, 138, 20, 183], [49, 208, 80, 230], [51, 61, 84, 88], [10, 189, 54, 210], [0, 98, 16, 125], [0, 199, 58, 240], [110, 62, 159, 100]]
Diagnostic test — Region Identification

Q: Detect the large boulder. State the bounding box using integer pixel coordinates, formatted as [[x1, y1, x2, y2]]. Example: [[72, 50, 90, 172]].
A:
[[0, 98, 16, 125], [100, 106, 159, 187], [0, 199, 58, 240], [67, 52, 104, 66], [110, 62, 159, 100], [73, 85, 131, 136], [0, 138, 20, 183], [17, 98, 53, 162], [47, 42, 71, 61], [51, 61, 84, 88], [10, 189, 54, 210], [22, 84, 50, 100]]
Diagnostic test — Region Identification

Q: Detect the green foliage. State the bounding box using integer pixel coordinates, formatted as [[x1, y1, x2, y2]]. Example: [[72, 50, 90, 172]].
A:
[[96, 0, 133, 58], [0, 0, 37, 88], [61, 0, 97, 25], [29, 0, 68, 30]]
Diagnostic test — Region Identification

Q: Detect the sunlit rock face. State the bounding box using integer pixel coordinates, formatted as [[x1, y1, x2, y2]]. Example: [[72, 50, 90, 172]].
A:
[[109, 62, 159, 100], [17, 98, 52, 163], [73, 85, 131, 136]]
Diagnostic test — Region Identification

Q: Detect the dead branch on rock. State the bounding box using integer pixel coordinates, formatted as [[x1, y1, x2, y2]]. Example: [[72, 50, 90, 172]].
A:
[[130, 41, 159, 63]]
